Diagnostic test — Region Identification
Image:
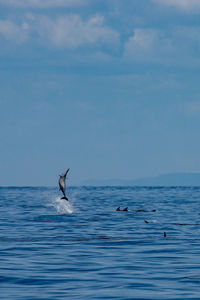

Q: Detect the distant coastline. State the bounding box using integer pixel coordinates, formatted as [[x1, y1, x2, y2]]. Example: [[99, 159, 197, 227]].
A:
[[81, 173, 200, 186], [1, 173, 200, 187]]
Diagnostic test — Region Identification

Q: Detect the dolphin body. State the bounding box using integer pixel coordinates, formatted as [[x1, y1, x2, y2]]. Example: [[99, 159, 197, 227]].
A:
[[59, 169, 70, 201]]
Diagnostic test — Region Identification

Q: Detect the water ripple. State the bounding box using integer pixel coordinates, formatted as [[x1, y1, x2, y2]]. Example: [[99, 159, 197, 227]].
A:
[[1, 186, 200, 299]]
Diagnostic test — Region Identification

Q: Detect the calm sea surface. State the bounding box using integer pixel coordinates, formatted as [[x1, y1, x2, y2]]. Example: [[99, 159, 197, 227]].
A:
[[1, 186, 200, 299]]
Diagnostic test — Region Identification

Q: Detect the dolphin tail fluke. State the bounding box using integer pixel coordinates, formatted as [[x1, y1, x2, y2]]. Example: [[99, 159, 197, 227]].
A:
[[61, 196, 68, 201]]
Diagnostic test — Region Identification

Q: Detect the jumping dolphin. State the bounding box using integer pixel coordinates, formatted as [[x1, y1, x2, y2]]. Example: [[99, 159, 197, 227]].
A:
[[59, 169, 70, 200]]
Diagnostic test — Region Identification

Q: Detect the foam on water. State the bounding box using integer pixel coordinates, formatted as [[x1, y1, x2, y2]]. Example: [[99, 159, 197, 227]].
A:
[[52, 197, 74, 214]]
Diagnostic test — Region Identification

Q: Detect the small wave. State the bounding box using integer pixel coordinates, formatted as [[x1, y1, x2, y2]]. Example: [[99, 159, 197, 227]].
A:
[[51, 197, 74, 215]]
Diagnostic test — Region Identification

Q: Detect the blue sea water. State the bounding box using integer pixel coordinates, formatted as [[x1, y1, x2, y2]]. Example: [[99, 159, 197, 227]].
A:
[[1, 186, 200, 299]]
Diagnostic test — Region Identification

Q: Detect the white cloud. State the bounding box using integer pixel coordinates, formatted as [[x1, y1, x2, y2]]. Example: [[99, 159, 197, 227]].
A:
[[0, 0, 87, 8], [0, 19, 28, 42], [36, 15, 119, 49], [124, 29, 173, 62], [154, 0, 200, 11], [0, 14, 119, 51], [124, 26, 200, 65], [126, 29, 158, 51]]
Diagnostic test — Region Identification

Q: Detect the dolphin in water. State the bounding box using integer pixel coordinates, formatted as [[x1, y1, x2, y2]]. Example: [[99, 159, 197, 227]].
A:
[[116, 207, 129, 212], [123, 207, 128, 212], [59, 169, 70, 200]]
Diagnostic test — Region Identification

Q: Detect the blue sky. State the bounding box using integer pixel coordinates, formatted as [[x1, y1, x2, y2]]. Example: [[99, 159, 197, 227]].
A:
[[1, 0, 200, 185]]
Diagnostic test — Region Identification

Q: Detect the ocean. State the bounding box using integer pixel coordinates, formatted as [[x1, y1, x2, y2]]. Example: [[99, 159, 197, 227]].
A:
[[1, 186, 200, 299]]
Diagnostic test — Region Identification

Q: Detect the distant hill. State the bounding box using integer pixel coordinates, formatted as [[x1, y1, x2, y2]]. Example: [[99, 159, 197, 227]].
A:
[[81, 173, 200, 186]]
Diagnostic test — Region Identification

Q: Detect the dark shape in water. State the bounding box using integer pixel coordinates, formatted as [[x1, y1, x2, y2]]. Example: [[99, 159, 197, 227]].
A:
[[144, 220, 156, 224], [116, 207, 128, 212], [164, 232, 167, 238], [123, 207, 128, 211], [59, 169, 70, 201]]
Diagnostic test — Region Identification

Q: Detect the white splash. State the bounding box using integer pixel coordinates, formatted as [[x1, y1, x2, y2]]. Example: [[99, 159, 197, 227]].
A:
[[52, 197, 74, 215]]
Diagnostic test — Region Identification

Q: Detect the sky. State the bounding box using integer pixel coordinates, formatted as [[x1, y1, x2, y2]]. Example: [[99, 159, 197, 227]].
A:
[[1, 0, 200, 185]]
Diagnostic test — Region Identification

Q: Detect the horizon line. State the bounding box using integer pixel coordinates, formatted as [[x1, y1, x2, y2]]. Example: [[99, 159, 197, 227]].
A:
[[1, 185, 200, 188]]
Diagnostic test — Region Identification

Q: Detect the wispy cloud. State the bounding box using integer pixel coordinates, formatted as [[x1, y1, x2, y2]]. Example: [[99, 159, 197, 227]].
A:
[[36, 15, 119, 49], [124, 26, 200, 65], [0, 0, 87, 8], [0, 14, 119, 51], [124, 28, 174, 63], [0, 19, 28, 42], [154, 0, 200, 12]]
